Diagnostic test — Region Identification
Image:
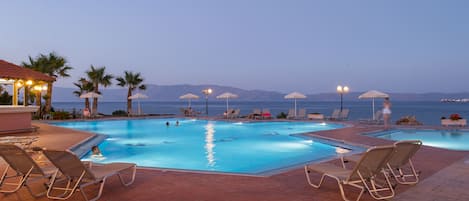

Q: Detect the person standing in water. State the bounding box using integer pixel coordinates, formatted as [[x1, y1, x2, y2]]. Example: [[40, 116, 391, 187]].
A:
[[91, 145, 105, 160], [382, 97, 392, 129]]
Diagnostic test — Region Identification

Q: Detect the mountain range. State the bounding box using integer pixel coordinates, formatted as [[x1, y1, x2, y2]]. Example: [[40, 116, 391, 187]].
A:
[[51, 84, 469, 102]]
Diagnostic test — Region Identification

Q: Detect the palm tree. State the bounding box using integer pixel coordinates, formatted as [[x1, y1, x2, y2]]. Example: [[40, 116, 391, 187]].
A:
[[73, 78, 94, 110], [22, 52, 73, 113], [116, 71, 147, 114], [86, 65, 113, 115]]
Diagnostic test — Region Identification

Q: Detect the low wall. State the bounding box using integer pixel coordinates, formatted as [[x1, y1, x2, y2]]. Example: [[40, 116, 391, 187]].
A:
[[0, 106, 38, 133]]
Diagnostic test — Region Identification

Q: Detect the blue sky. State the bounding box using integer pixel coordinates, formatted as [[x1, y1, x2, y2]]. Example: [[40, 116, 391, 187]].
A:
[[1, 0, 468, 93]]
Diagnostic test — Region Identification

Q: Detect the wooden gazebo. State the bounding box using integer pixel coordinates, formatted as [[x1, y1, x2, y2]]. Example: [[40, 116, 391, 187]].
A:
[[0, 59, 55, 133], [0, 59, 55, 105]]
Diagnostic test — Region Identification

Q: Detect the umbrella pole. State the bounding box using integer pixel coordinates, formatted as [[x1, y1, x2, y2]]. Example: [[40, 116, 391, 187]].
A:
[[294, 98, 297, 117], [372, 98, 375, 120], [138, 99, 141, 115], [226, 98, 229, 112], [189, 99, 191, 108]]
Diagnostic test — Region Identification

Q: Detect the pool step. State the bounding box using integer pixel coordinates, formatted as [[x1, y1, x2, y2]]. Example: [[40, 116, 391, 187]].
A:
[[70, 134, 108, 157]]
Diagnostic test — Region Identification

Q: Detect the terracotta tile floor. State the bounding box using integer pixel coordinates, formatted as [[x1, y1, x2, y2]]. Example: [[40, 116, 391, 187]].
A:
[[0, 121, 468, 201]]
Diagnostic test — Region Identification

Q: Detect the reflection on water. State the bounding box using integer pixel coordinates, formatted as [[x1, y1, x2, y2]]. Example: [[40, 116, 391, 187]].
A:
[[449, 132, 463, 138], [125, 143, 146, 146], [216, 137, 237, 142], [205, 122, 216, 167], [262, 132, 280, 136]]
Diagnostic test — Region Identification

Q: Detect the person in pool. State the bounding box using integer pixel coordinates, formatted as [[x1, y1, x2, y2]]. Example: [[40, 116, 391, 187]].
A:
[[91, 146, 102, 155], [91, 145, 105, 160]]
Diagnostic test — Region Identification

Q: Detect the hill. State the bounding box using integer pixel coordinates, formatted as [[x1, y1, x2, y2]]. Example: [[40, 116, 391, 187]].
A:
[[52, 84, 469, 102]]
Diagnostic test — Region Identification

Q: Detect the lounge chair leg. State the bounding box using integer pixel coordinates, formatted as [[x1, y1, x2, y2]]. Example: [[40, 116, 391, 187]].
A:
[[387, 160, 420, 185], [344, 183, 365, 201], [0, 166, 33, 194], [47, 170, 85, 200], [80, 179, 106, 201], [25, 182, 48, 198], [117, 165, 137, 186], [338, 183, 357, 201], [357, 171, 394, 200], [304, 166, 325, 188], [0, 165, 9, 186]]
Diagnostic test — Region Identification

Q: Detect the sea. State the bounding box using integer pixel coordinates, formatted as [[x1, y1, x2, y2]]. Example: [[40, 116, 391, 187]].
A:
[[51, 100, 469, 126]]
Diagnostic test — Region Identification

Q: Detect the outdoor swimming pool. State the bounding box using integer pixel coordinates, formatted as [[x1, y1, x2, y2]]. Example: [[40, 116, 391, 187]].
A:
[[370, 129, 469, 151], [53, 119, 361, 175]]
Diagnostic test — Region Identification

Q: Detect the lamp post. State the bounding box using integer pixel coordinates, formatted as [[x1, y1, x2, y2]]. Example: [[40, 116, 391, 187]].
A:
[[336, 85, 349, 112], [202, 88, 213, 116]]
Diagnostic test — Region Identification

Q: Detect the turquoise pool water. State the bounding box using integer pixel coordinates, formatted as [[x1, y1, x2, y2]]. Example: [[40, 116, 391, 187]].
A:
[[370, 129, 469, 151], [52, 119, 360, 175]]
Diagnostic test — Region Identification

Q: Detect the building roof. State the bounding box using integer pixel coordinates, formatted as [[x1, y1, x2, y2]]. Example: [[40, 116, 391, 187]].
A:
[[0, 59, 55, 82]]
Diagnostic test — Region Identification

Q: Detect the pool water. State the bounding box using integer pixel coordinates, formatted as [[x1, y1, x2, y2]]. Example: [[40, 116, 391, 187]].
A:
[[370, 129, 469, 151], [53, 119, 360, 175]]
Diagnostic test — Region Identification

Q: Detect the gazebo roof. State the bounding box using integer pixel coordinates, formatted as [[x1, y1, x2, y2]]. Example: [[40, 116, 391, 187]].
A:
[[0, 59, 55, 82]]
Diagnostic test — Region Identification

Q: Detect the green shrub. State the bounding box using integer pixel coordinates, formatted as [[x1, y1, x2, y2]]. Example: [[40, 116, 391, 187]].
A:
[[52, 111, 71, 120], [112, 110, 127, 116], [277, 112, 287, 119]]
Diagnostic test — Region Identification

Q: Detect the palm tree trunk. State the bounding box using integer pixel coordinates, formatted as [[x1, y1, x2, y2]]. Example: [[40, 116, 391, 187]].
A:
[[127, 88, 132, 115], [85, 98, 90, 109], [92, 85, 99, 116], [92, 97, 98, 116], [24, 86, 29, 106], [45, 82, 53, 113]]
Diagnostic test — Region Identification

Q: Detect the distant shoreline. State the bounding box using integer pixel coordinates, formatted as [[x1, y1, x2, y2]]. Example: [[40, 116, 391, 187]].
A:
[[52, 100, 468, 103], [52, 85, 469, 102]]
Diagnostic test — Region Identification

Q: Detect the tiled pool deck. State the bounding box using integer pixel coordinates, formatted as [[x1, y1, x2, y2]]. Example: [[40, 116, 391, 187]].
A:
[[1, 120, 468, 201]]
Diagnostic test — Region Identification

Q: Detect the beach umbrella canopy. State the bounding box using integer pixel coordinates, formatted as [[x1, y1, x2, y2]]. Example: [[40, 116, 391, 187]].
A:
[[358, 90, 390, 120], [216, 92, 239, 112], [179, 93, 200, 107], [79, 92, 102, 115], [284, 92, 307, 117], [128, 93, 149, 115], [128, 93, 149, 99], [79, 92, 102, 99]]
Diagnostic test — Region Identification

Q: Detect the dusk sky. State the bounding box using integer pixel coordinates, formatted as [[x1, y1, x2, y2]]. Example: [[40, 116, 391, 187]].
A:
[[1, 0, 468, 93]]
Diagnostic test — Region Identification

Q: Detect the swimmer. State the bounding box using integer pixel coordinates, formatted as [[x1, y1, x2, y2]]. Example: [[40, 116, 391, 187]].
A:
[[176, 120, 179, 126], [90, 145, 105, 160], [166, 121, 170, 126], [91, 145, 102, 156]]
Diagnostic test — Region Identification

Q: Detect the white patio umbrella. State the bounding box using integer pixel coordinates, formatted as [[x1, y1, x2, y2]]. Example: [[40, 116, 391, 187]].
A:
[[216, 92, 239, 112], [79, 92, 102, 99], [128, 93, 149, 115], [179, 93, 199, 107], [79, 92, 102, 115], [284, 92, 307, 117], [358, 90, 389, 120]]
